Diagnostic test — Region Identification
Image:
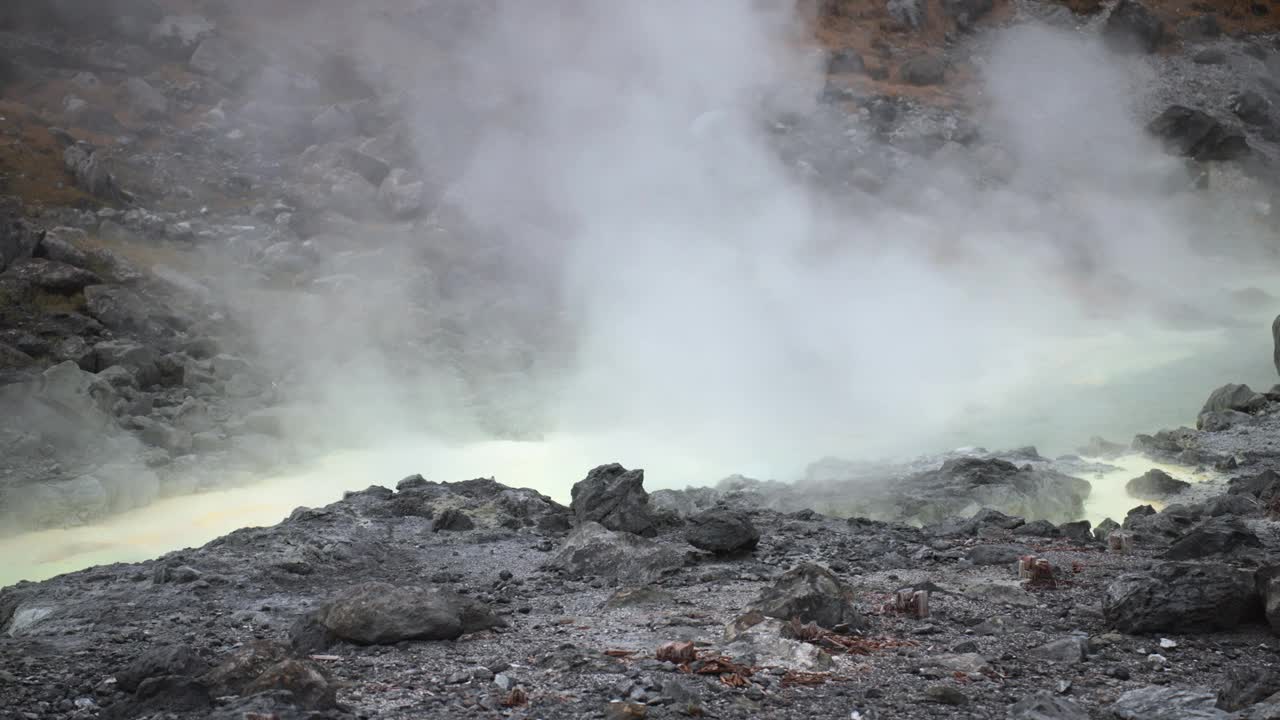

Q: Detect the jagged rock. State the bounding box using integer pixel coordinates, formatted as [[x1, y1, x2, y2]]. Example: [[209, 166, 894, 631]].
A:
[[1126, 469, 1190, 500], [1231, 91, 1273, 127], [966, 543, 1032, 565], [116, 645, 209, 693], [433, 508, 474, 532], [148, 15, 215, 59], [1009, 693, 1089, 720], [887, 0, 927, 29], [316, 582, 503, 644], [723, 618, 832, 671], [685, 509, 759, 554], [1103, 0, 1164, 54], [1103, 562, 1259, 633], [1030, 636, 1088, 664], [3, 257, 99, 294], [1218, 667, 1280, 712], [900, 54, 945, 86], [1110, 686, 1232, 719], [83, 285, 159, 335], [827, 49, 865, 74], [570, 463, 657, 537], [378, 168, 426, 219], [1013, 519, 1060, 537], [1162, 516, 1262, 560], [1202, 383, 1268, 415], [123, 77, 168, 119], [1201, 494, 1259, 517], [1147, 106, 1250, 163], [554, 522, 686, 583], [189, 37, 247, 86], [943, 0, 993, 29], [1258, 567, 1280, 634], [1229, 470, 1280, 504], [63, 143, 128, 204], [745, 563, 865, 630], [1094, 517, 1120, 540], [1198, 409, 1253, 432], [0, 215, 41, 272], [36, 227, 90, 268]]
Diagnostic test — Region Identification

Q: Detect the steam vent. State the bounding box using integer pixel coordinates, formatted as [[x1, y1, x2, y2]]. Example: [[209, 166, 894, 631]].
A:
[[6, 1, 1280, 718]]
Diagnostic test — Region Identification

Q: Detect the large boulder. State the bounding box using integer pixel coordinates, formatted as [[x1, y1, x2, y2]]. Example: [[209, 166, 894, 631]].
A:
[[1125, 469, 1190, 500], [745, 563, 866, 631], [553, 522, 686, 583], [316, 582, 504, 645], [63, 143, 129, 204], [1147, 106, 1250, 162], [1201, 383, 1268, 415], [1103, 562, 1260, 633], [685, 509, 759, 554], [1110, 686, 1231, 720], [1217, 666, 1280, 712], [0, 215, 41, 272], [889, 458, 1090, 525], [569, 463, 657, 537], [1162, 516, 1262, 560], [1102, 0, 1164, 54], [2, 258, 99, 294]]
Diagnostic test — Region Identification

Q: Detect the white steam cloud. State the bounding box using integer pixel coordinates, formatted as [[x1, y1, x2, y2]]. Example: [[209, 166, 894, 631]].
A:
[[218, 2, 1277, 493]]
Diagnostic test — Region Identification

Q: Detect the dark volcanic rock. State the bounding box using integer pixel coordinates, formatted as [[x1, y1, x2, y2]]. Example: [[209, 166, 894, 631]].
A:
[[116, 645, 210, 693], [433, 507, 474, 532], [554, 521, 687, 583], [1217, 666, 1280, 711], [685, 508, 759, 554], [0, 215, 41, 272], [1110, 686, 1230, 719], [1201, 383, 1268, 415], [747, 563, 866, 630], [900, 54, 945, 86], [1126, 469, 1190, 500], [1009, 692, 1089, 719], [570, 463, 657, 537], [316, 582, 504, 644], [1103, 562, 1260, 633], [1147, 106, 1251, 162], [827, 49, 865, 75], [967, 543, 1033, 565], [1228, 470, 1280, 504], [1103, 0, 1165, 54], [892, 458, 1090, 525], [1198, 409, 1253, 432], [1162, 516, 1262, 560]]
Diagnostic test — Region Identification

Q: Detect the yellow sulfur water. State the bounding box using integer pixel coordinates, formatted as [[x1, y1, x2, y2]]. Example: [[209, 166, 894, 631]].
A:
[[0, 432, 750, 589], [1077, 454, 1216, 526]]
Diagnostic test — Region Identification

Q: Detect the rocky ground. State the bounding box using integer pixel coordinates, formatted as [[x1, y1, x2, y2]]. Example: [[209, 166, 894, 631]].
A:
[[6, 0, 1280, 718]]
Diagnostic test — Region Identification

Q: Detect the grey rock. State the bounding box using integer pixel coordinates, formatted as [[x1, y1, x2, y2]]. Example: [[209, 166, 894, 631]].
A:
[[1103, 562, 1259, 633], [924, 684, 968, 705], [746, 563, 866, 630], [1126, 469, 1190, 500], [1193, 48, 1227, 65], [1202, 383, 1268, 415], [116, 645, 209, 692], [83, 285, 158, 335], [0, 215, 41, 272], [433, 508, 474, 532], [966, 543, 1032, 566], [148, 15, 215, 58], [943, 0, 993, 29], [554, 522, 686, 583], [378, 168, 426, 219], [900, 54, 945, 86], [1162, 516, 1261, 560], [1009, 693, 1088, 720], [685, 509, 759, 554], [37, 227, 90, 268], [1103, 0, 1164, 54], [827, 49, 865, 75], [1218, 667, 1280, 712], [1110, 686, 1231, 719], [317, 582, 503, 644], [887, 0, 927, 29], [312, 105, 359, 144], [1231, 91, 1273, 127], [1201, 494, 1259, 517], [91, 340, 157, 382], [123, 77, 168, 119], [63, 144, 128, 204], [723, 618, 832, 671], [189, 37, 246, 86], [1030, 635, 1088, 664], [1178, 13, 1220, 41], [570, 463, 657, 537], [3, 258, 99, 294], [1198, 409, 1253, 432], [1257, 568, 1280, 634], [1147, 107, 1250, 163]]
